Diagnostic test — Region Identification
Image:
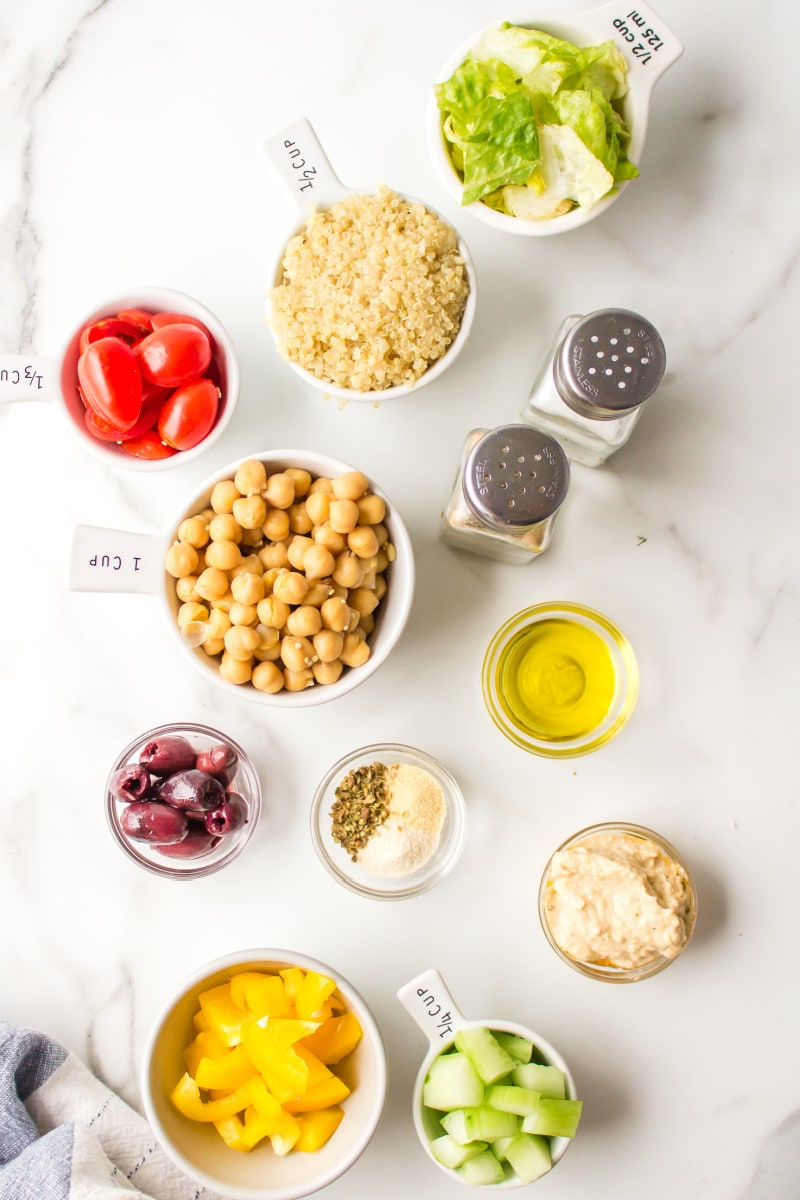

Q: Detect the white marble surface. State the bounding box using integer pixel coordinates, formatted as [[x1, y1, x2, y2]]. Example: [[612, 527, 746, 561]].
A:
[[1, 0, 799, 1196]]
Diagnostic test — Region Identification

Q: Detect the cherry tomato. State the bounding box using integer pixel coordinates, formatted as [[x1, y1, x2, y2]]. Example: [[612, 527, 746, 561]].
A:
[[120, 431, 177, 460], [150, 312, 212, 341], [116, 308, 154, 333], [157, 378, 219, 450], [84, 407, 125, 443], [77, 337, 142, 431], [135, 324, 211, 388], [78, 317, 144, 355]]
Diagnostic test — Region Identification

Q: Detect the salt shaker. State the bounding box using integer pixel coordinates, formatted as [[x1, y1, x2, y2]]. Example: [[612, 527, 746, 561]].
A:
[[440, 424, 569, 564], [524, 309, 666, 467]]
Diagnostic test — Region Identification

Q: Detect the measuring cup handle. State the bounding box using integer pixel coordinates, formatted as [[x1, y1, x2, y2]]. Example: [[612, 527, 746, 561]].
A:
[[397, 969, 468, 1046], [0, 354, 57, 403], [260, 117, 351, 219], [69, 525, 161, 594], [575, 0, 684, 84]]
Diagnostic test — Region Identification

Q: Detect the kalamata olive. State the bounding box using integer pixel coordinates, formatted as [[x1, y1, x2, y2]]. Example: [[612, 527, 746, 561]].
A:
[[120, 801, 188, 844], [157, 768, 224, 813], [195, 743, 238, 785], [139, 735, 197, 775], [110, 764, 151, 802], [204, 792, 249, 836], [155, 828, 221, 859]]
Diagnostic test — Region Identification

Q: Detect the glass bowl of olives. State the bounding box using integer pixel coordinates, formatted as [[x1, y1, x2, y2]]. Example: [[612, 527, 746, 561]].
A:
[[105, 722, 262, 879]]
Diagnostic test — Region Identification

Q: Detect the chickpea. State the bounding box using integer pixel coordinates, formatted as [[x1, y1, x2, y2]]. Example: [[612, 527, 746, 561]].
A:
[[262, 507, 291, 542], [257, 595, 291, 630], [264, 472, 296, 510], [303, 543, 336, 581], [313, 523, 346, 554], [229, 602, 258, 627], [178, 515, 210, 548], [333, 551, 364, 589], [207, 513, 240, 543], [234, 459, 267, 496], [198, 507, 216, 523], [165, 541, 199, 578], [233, 494, 267, 530], [348, 525, 380, 559], [348, 586, 380, 617], [175, 575, 201, 603], [304, 580, 336, 608], [283, 667, 314, 692], [358, 612, 375, 636], [196, 566, 230, 600], [313, 629, 344, 663], [385, 542, 397, 563], [305, 491, 331, 525], [240, 526, 265, 549], [202, 637, 225, 657], [346, 606, 361, 633], [231, 572, 266, 606], [288, 501, 313, 535], [286, 605, 322, 638], [177, 601, 209, 629], [255, 623, 280, 650], [329, 499, 360, 534], [206, 607, 232, 640], [230, 553, 264, 579], [212, 589, 234, 613], [285, 467, 312, 497], [272, 571, 309, 606], [375, 548, 389, 572], [280, 635, 316, 673], [210, 478, 241, 514], [360, 568, 376, 590], [253, 640, 282, 663], [332, 470, 369, 501], [308, 475, 333, 495], [340, 632, 371, 668], [205, 539, 242, 572], [224, 625, 261, 661], [219, 652, 252, 685], [357, 493, 386, 525], [320, 595, 351, 633], [312, 659, 343, 686], [374, 574, 387, 601], [287, 535, 314, 571], [259, 541, 289, 570], [372, 523, 389, 548], [261, 566, 284, 593], [251, 660, 284, 694]]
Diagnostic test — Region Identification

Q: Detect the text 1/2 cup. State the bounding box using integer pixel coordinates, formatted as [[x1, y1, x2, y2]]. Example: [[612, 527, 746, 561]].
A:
[[397, 968, 578, 1187], [0, 286, 239, 469]]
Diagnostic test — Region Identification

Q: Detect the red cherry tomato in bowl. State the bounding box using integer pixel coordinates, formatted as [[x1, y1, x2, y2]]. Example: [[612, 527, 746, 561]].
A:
[[150, 312, 212, 341], [136, 324, 212, 388], [77, 337, 143, 431], [121, 431, 178, 460], [157, 378, 219, 450]]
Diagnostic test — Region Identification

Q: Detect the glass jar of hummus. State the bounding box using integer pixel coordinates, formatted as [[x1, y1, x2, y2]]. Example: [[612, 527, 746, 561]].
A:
[[538, 823, 697, 983]]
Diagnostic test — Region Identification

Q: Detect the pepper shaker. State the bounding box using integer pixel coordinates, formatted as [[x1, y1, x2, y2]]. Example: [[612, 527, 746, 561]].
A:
[[523, 309, 666, 467], [440, 424, 569, 564]]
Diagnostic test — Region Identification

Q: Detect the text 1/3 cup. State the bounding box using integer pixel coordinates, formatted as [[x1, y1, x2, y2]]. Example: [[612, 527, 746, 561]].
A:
[[68, 449, 415, 708], [397, 968, 578, 1187], [0, 286, 239, 469]]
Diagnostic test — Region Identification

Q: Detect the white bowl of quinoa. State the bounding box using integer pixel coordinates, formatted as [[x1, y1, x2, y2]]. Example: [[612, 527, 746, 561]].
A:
[[310, 743, 467, 898], [268, 186, 477, 402]]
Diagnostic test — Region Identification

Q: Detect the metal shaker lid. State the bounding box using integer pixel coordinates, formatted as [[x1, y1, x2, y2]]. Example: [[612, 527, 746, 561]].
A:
[[554, 309, 666, 420], [464, 425, 569, 530]]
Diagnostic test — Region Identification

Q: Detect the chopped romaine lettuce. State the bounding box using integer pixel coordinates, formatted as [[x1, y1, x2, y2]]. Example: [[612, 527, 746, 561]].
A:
[[434, 23, 637, 219]]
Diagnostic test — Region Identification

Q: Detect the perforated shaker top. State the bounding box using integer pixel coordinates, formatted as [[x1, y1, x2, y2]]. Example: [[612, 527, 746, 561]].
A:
[[464, 425, 570, 530], [554, 309, 666, 420]]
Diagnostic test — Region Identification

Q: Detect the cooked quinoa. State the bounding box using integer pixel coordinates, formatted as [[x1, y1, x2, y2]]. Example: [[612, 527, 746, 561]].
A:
[[270, 186, 469, 392]]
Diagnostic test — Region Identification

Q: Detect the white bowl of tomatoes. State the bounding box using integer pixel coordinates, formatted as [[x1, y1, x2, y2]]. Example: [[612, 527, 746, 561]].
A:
[[59, 286, 240, 469]]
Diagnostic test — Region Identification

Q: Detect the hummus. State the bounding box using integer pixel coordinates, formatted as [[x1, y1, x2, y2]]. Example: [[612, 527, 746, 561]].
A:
[[543, 829, 694, 971]]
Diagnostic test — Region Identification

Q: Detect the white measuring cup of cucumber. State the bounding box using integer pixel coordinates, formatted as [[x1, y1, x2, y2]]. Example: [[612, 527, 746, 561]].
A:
[[397, 968, 579, 1187], [260, 116, 477, 403], [428, 0, 684, 236]]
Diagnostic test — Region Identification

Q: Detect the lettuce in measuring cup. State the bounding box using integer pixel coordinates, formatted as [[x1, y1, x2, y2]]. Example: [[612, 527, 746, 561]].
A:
[[434, 23, 638, 220]]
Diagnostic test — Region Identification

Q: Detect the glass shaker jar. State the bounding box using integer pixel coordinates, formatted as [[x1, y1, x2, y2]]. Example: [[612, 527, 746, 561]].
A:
[[440, 424, 569, 564], [523, 309, 666, 467]]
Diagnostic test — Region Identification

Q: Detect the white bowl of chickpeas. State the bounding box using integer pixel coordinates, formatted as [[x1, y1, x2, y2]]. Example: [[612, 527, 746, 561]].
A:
[[158, 450, 414, 705]]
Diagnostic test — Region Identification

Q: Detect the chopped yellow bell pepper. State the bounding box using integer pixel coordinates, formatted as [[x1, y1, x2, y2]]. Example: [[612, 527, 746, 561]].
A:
[[229, 971, 270, 1012], [241, 1022, 310, 1102], [195, 1044, 258, 1091], [294, 1043, 334, 1088], [295, 971, 337, 1021], [295, 1107, 345, 1152], [278, 966, 306, 999], [170, 1073, 255, 1123], [243, 974, 291, 1019], [300, 1011, 363, 1065], [198, 983, 245, 1047], [270, 1111, 302, 1157], [283, 1074, 350, 1114], [213, 1113, 250, 1152], [183, 1029, 228, 1077]]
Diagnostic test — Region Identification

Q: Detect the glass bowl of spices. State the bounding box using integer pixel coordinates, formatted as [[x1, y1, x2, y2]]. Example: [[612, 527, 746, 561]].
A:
[[310, 744, 467, 899]]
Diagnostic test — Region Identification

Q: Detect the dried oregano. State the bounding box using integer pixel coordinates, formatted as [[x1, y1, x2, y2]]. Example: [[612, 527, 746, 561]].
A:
[[330, 762, 390, 860]]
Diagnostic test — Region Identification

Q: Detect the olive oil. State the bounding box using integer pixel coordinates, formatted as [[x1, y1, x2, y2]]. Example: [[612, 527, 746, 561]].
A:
[[495, 618, 617, 741]]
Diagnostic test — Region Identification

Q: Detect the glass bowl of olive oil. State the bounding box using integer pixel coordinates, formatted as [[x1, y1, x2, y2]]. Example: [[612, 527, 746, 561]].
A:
[[482, 602, 639, 758]]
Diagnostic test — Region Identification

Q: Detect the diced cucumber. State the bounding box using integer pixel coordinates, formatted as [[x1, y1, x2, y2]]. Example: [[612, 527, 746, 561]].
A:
[[522, 1097, 583, 1139], [423, 1051, 484, 1111], [484, 1084, 541, 1116], [455, 1027, 517, 1084], [492, 1135, 516, 1163], [511, 1062, 567, 1099], [463, 1106, 520, 1143], [457, 1148, 506, 1186], [441, 1108, 471, 1145], [430, 1134, 488, 1169], [494, 1031, 534, 1063], [504, 1132, 552, 1183]]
